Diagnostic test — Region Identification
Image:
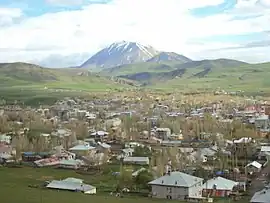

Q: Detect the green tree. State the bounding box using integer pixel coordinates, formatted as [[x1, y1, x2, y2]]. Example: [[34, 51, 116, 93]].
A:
[[118, 164, 133, 190], [135, 170, 153, 190], [133, 146, 151, 157]]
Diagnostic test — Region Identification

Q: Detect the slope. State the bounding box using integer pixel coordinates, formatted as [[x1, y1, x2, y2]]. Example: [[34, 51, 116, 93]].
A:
[[100, 61, 180, 76], [153, 62, 270, 94], [113, 59, 270, 94], [0, 62, 129, 90], [147, 52, 192, 63]]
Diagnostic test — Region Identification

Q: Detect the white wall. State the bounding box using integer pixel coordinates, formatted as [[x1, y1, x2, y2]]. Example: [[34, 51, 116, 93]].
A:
[[84, 188, 96, 194], [188, 181, 203, 198], [151, 183, 202, 200]]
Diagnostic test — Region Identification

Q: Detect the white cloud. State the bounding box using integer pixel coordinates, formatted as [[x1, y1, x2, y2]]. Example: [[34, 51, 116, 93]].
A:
[[192, 46, 270, 63], [0, 7, 23, 26], [46, 0, 87, 6], [0, 0, 269, 65]]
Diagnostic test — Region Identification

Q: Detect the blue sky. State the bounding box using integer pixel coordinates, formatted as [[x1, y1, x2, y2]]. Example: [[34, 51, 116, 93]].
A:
[[0, 0, 269, 66]]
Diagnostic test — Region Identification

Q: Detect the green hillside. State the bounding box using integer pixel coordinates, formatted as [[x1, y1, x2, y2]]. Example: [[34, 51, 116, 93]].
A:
[[152, 62, 270, 93], [0, 62, 131, 105], [105, 59, 270, 94], [100, 61, 181, 76], [0, 62, 129, 90], [100, 59, 247, 77]]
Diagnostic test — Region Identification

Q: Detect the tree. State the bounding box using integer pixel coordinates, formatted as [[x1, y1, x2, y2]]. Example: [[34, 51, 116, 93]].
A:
[[133, 146, 151, 157], [135, 170, 153, 190], [118, 164, 133, 190]]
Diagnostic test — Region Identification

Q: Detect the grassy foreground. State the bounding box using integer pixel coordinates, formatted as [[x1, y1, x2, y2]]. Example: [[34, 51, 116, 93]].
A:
[[0, 166, 248, 203]]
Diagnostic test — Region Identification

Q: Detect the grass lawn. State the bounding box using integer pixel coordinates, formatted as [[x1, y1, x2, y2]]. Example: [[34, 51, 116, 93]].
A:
[[0, 166, 172, 203], [0, 166, 249, 203], [0, 86, 123, 106]]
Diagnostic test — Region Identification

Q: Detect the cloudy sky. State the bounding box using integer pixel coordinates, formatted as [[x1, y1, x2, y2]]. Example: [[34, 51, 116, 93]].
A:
[[0, 0, 269, 67]]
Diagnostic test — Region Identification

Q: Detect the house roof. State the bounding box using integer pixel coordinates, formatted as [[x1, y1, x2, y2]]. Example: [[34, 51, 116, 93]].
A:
[[203, 177, 238, 190], [250, 187, 270, 203], [197, 148, 216, 157], [59, 159, 84, 166], [148, 172, 203, 187], [246, 161, 262, 169], [46, 180, 95, 192], [62, 178, 83, 183], [69, 144, 95, 151], [132, 168, 147, 177], [261, 146, 270, 152], [234, 137, 253, 144], [122, 148, 134, 153], [90, 131, 108, 136], [123, 157, 149, 162], [98, 142, 111, 149]]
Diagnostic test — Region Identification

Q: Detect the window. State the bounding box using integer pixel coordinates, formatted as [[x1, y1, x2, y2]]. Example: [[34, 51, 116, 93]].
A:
[[167, 187, 172, 193]]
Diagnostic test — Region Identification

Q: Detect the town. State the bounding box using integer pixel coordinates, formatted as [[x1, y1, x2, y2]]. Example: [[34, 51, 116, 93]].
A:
[[0, 92, 270, 203]]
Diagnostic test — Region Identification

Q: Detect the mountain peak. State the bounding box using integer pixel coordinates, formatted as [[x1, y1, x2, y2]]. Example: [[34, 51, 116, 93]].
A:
[[80, 41, 159, 69]]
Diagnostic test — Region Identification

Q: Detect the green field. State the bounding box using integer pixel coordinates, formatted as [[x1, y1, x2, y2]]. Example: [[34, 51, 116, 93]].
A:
[[0, 166, 247, 203]]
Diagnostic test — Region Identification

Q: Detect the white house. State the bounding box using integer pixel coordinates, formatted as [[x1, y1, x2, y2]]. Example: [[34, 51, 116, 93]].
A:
[[148, 172, 203, 200], [46, 177, 96, 194], [123, 157, 149, 165], [246, 161, 262, 174], [0, 134, 11, 144]]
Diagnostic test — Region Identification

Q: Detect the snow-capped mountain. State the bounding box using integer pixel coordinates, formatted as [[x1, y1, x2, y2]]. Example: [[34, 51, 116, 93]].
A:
[[80, 41, 160, 69], [147, 52, 192, 63]]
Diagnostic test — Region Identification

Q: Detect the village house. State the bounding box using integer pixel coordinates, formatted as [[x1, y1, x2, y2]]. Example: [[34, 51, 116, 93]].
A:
[[46, 177, 96, 194], [245, 161, 262, 174], [0, 134, 11, 144], [255, 115, 270, 130], [148, 171, 203, 200], [203, 176, 239, 197], [123, 157, 149, 165], [154, 128, 171, 140], [90, 131, 109, 141], [58, 159, 85, 169], [51, 129, 72, 138], [250, 186, 270, 203], [0, 144, 15, 161], [69, 143, 96, 156], [118, 148, 134, 159], [96, 142, 111, 153]]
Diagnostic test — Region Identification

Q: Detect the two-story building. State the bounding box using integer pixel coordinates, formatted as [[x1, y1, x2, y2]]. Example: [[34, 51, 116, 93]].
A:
[[148, 171, 203, 200]]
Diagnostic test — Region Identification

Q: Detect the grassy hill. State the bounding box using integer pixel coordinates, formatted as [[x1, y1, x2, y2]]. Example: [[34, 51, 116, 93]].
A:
[[100, 61, 182, 76], [114, 59, 246, 82], [0, 62, 131, 90], [0, 62, 132, 105], [100, 59, 247, 77], [100, 59, 270, 94], [152, 62, 270, 93]]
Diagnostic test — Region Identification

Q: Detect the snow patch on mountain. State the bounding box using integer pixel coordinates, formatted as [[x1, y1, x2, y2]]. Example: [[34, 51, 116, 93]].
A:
[[80, 41, 160, 69]]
